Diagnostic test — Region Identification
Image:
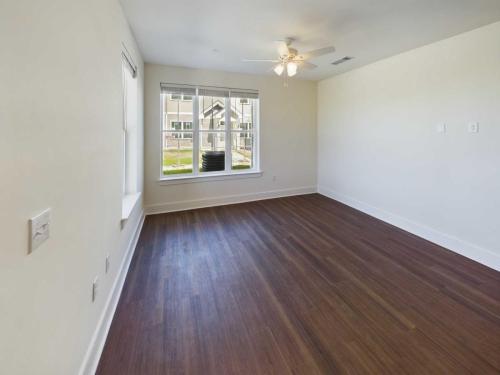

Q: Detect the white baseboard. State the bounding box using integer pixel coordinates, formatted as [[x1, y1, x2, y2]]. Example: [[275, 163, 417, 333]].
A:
[[318, 186, 500, 272], [145, 186, 317, 215], [78, 211, 145, 375]]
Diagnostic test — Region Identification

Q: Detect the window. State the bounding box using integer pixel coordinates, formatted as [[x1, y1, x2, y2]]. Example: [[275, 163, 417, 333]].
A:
[[121, 51, 141, 222], [161, 84, 259, 178], [171, 121, 182, 130], [182, 122, 193, 139]]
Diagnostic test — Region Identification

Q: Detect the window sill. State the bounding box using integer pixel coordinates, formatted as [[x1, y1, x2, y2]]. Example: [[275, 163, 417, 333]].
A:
[[121, 192, 142, 227], [157, 170, 263, 186]]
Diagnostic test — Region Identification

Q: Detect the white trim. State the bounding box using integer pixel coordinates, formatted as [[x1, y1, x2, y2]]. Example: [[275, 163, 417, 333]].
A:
[[318, 186, 500, 272], [224, 97, 231, 173], [158, 170, 262, 185], [78, 211, 145, 375], [121, 192, 142, 223], [145, 186, 317, 215]]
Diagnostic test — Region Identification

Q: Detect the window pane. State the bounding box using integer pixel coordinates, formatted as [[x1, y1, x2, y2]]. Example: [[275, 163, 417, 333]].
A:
[[163, 94, 193, 131], [230, 97, 254, 130], [199, 95, 226, 130], [231, 133, 252, 170], [200, 132, 225, 172], [163, 132, 193, 175]]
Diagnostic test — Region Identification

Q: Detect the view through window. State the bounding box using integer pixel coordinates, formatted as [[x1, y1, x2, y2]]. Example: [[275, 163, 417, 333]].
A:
[[161, 84, 259, 177]]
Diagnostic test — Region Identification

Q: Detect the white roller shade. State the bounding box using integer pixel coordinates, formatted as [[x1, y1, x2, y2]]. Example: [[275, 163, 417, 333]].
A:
[[230, 90, 259, 99], [160, 84, 258, 99], [160, 83, 197, 96], [198, 87, 230, 97]]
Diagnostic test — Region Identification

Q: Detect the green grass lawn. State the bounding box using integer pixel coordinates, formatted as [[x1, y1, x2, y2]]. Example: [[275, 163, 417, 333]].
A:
[[232, 164, 251, 170], [163, 149, 251, 175], [163, 149, 192, 167], [163, 150, 193, 175]]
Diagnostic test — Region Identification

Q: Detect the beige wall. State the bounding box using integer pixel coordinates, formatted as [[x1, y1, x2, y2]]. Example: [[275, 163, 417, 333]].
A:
[[0, 0, 144, 374], [318, 22, 500, 271], [144, 64, 317, 211]]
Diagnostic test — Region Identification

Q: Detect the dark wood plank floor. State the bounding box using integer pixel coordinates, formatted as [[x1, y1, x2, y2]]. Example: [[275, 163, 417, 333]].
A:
[[97, 194, 500, 375]]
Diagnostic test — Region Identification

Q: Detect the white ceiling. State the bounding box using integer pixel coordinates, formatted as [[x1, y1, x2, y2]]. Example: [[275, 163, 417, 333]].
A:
[[120, 0, 500, 81]]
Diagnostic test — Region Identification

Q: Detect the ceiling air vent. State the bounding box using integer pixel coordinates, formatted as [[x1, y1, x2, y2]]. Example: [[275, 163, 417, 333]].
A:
[[331, 56, 354, 65]]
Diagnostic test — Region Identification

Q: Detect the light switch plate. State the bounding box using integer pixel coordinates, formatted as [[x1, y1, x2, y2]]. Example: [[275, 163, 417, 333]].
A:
[[29, 209, 51, 253], [468, 122, 479, 133]]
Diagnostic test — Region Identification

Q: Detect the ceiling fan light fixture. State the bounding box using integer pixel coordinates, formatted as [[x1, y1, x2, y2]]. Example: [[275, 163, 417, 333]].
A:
[[287, 62, 298, 77], [273, 63, 284, 76]]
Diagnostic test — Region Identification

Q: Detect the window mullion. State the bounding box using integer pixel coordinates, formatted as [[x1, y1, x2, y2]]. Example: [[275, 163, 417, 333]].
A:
[[224, 97, 231, 173], [193, 90, 200, 175]]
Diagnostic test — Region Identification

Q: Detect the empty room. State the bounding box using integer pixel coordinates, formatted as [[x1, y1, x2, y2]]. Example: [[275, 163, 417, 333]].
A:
[[2, 0, 500, 374]]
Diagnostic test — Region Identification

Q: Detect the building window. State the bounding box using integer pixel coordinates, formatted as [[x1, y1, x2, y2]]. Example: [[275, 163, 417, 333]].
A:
[[171, 121, 182, 130], [161, 84, 259, 178]]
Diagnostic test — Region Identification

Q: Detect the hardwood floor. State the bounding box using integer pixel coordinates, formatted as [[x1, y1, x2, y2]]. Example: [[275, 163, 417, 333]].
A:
[[97, 194, 500, 374]]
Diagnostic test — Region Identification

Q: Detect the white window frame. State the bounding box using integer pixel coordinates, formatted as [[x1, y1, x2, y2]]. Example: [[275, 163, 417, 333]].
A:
[[121, 50, 141, 224], [159, 84, 261, 183]]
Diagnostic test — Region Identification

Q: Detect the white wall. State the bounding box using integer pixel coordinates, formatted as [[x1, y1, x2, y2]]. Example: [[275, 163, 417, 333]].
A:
[[0, 0, 144, 374], [144, 64, 317, 212], [318, 22, 500, 271]]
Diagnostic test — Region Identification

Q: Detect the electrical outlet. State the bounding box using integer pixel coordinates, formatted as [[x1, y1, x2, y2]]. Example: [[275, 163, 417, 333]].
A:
[[29, 209, 51, 253], [105, 255, 110, 274], [468, 122, 479, 133], [92, 277, 99, 302]]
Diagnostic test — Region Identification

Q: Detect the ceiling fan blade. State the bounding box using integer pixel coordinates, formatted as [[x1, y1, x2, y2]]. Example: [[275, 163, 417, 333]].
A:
[[242, 59, 279, 62], [298, 61, 318, 70], [275, 40, 291, 57], [301, 46, 335, 59]]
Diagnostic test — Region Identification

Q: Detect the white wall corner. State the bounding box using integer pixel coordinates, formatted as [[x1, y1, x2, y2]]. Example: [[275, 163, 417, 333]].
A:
[[78, 211, 145, 375], [318, 185, 500, 272]]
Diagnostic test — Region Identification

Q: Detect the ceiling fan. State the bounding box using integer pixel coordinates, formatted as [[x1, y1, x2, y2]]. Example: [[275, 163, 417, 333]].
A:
[[243, 38, 335, 78]]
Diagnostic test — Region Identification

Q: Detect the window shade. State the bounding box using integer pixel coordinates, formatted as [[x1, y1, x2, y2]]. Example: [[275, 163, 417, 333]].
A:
[[230, 90, 259, 99], [198, 88, 230, 98], [160, 84, 258, 99], [160, 84, 197, 96], [122, 54, 137, 78]]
